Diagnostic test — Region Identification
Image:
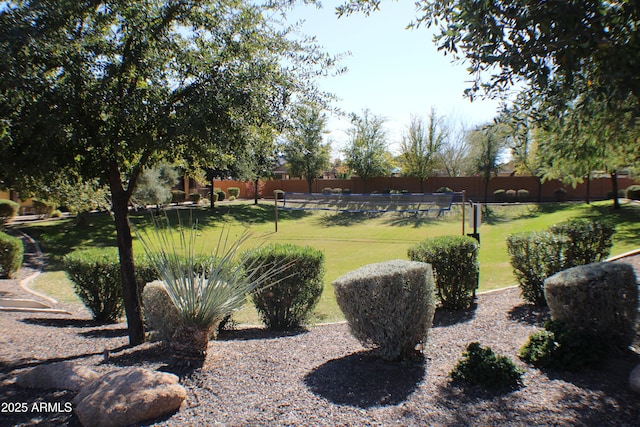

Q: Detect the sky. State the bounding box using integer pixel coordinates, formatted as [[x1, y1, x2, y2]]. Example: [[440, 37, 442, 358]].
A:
[[282, 1, 502, 157]]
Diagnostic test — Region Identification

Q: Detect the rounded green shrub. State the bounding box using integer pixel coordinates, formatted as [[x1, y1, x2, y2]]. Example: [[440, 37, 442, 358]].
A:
[[321, 187, 332, 195], [451, 342, 523, 389], [626, 185, 640, 200], [505, 189, 517, 202], [0, 231, 23, 278], [553, 188, 568, 202], [341, 188, 351, 194], [0, 200, 20, 224], [243, 244, 324, 330], [493, 189, 506, 202], [548, 218, 614, 268], [171, 190, 186, 203], [215, 189, 226, 202], [332, 260, 436, 361], [142, 280, 183, 342], [332, 188, 342, 194], [408, 235, 479, 310], [544, 262, 638, 349], [63, 248, 158, 322], [516, 189, 529, 201], [32, 199, 55, 217], [227, 187, 241, 198], [188, 193, 201, 203], [506, 231, 566, 306]]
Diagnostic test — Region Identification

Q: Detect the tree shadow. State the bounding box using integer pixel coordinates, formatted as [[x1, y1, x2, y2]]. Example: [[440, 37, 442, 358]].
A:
[[21, 317, 103, 328], [432, 303, 477, 327], [217, 327, 308, 341], [507, 304, 550, 326], [304, 350, 426, 408], [312, 211, 381, 227], [383, 212, 447, 228], [79, 327, 128, 338]]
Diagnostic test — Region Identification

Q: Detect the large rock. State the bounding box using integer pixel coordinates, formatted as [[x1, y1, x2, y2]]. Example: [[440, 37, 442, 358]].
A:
[[73, 368, 186, 427], [630, 364, 640, 393], [16, 361, 99, 391]]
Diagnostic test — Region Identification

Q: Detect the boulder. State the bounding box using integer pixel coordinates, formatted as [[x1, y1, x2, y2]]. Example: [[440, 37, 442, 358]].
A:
[[16, 361, 99, 391], [73, 367, 186, 427], [630, 364, 640, 393]]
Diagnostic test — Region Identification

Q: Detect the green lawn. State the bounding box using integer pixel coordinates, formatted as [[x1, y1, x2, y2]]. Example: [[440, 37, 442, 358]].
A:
[[21, 199, 640, 325]]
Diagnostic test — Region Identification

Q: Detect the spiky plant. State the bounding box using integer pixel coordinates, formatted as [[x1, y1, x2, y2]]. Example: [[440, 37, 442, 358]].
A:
[[139, 213, 287, 366]]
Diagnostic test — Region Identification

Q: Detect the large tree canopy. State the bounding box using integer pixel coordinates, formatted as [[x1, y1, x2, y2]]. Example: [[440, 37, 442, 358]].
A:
[[0, 0, 338, 345]]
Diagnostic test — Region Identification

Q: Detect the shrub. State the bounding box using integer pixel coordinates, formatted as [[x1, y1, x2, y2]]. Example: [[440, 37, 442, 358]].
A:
[[243, 244, 325, 330], [322, 187, 332, 195], [506, 231, 565, 306], [505, 189, 517, 202], [544, 262, 638, 349], [519, 320, 607, 371], [0, 200, 20, 224], [188, 193, 201, 203], [548, 218, 614, 268], [493, 189, 506, 202], [142, 280, 183, 342], [332, 260, 436, 361], [32, 198, 55, 217], [171, 190, 186, 203], [228, 195, 236, 201], [332, 188, 342, 194], [215, 189, 226, 202], [408, 235, 479, 310], [227, 187, 240, 198], [63, 249, 158, 322], [517, 189, 529, 201], [451, 342, 523, 389], [435, 186, 453, 193], [553, 188, 567, 202], [625, 185, 640, 200], [341, 188, 351, 195], [0, 231, 23, 279]]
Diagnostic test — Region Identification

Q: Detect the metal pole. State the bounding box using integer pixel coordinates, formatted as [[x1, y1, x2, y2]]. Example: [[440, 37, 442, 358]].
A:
[[461, 190, 466, 236], [274, 191, 278, 233]]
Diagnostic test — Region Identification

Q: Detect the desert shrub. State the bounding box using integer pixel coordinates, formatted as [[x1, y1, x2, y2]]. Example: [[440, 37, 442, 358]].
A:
[[341, 188, 351, 194], [517, 189, 529, 201], [188, 193, 201, 203], [0, 231, 23, 278], [505, 189, 517, 202], [243, 244, 325, 330], [322, 187, 332, 195], [332, 188, 342, 194], [519, 320, 607, 371], [0, 200, 20, 224], [451, 342, 523, 389], [32, 198, 55, 217], [506, 231, 566, 306], [142, 280, 183, 342], [626, 185, 640, 200], [332, 260, 436, 361], [435, 186, 453, 193], [215, 189, 226, 202], [553, 188, 567, 202], [544, 262, 638, 348], [63, 249, 158, 322], [228, 195, 236, 201], [171, 190, 186, 203], [227, 187, 240, 198], [51, 209, 63, 218], [408, 235, 479, 310], [548, 218, 614, 268], [493, 189, 506, 202]]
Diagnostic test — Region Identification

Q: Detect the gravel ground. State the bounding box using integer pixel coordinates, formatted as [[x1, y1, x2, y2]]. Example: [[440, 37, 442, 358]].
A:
[[0, 233, 639, 426]]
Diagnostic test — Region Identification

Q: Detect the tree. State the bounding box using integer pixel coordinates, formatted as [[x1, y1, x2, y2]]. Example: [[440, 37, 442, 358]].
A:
[[133, 164, 180, 208], [343, 109, 391, 193], [0, 1, 337, 345], [282, 103, 331, 193], [437, 120, 471, 177], [400, 109, 445, 192], [235, 125, 279, 205], [468, 123, 508, 203]]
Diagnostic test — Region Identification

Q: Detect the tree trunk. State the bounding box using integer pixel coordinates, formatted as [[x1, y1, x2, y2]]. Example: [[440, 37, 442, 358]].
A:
[[420, 179, 424, 194], [536, 177, 543, 203], [585, 174, 591, 204], [109, 169, 145, 346], [254, 178, 259, 205], [611, 170, 620, 210], [170, 322, 211, 368], [306, 177, 313, 194]]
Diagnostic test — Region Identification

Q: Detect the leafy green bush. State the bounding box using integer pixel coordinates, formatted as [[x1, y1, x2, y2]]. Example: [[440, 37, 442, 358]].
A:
[[451, 342, 523, 389], [548, 218, 614, 269], [553, 188, 567, 202], [215, 189, 226, 202], [505, 189, 516, 202], [227, 187, 240, 198], [519, 320, 607, 371], [0, 200, 20, 224], [408, 235, 479, 310], [341, 188, 351, 194], [32, 199, 55, 217], [332, 188, 342, 194], [517, 189, 529, 201], [322, 187, 332, 195], [333, 260, 436, 361], [544, 262, 638, 349], [63, 248, 158, 322], [188, 193, 201, 203], [171, 190, 186, 203], [626, 185, 640, 200], [243, 243, 325, 330], [493, 189, 506, 202], [506, 231, 566, 306], [0, 231, 23, 278]]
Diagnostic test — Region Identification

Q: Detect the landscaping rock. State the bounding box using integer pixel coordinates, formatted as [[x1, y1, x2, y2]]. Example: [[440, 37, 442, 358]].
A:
[[73, 367, 186, 427], [16, 361, 99, 391], [630, 364, 640, 393]]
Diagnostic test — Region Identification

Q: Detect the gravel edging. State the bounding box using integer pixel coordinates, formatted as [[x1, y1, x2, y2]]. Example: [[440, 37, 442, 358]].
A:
[[0, 235, 639, 426]]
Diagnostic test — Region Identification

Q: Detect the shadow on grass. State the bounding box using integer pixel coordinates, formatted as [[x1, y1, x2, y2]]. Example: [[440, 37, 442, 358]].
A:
[[312, 211, 381, 227], [304, 350, 425, 408], [507, 303, 550, 326]]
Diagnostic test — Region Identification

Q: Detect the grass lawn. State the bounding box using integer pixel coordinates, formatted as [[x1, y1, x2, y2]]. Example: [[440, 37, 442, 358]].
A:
[[21, 199, 640, 325]]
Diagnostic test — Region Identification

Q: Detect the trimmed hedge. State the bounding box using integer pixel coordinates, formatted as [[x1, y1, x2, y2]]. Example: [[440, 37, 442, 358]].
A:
[[0, 200, 20, 224], [0, 231, 23, 278], [32, 199, 54, 217], [408, 235, 479, 310], [171, 190, 186, 203], [333, 260, 436, 361], [63, 248, 158, 322], [493, 189, 506, 202], [227, 187, 240, 198], [243, 243, 325, 330], [548, 218, 614, 269], [188, 193, 201, 203], [517, 189, 529, 201], [626, 185, 640, 200], [544, 262, 638, 349]]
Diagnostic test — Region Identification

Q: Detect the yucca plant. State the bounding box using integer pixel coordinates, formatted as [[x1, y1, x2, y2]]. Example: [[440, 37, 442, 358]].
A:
[[138, 213, 288, 366]]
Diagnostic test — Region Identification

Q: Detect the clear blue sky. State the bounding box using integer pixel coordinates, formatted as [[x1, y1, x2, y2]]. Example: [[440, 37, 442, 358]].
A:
[[283, 1, 501, 157]]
